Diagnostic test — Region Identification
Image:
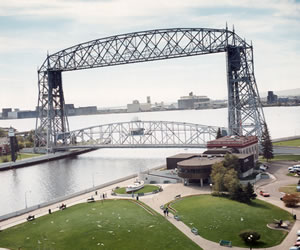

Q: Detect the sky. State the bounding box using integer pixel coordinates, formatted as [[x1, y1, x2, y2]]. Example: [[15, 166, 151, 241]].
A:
[[0, 0, 300, 110]]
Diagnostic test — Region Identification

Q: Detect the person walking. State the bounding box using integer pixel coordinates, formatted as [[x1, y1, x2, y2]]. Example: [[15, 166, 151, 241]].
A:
[[163, 209, 166, 216], [166, 207, 169, 216]]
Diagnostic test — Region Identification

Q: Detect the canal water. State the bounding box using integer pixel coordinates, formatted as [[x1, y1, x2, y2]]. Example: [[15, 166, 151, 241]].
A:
[[0, 106, 299, 216]]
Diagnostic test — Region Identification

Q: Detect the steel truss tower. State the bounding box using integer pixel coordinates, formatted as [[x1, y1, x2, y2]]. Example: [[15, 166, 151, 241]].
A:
[[35, 27, 265, 151]]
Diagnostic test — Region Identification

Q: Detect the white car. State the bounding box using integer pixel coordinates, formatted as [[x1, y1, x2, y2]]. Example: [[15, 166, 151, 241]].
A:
[[297, 230, 300, 236], [289, 167, 296, 173], [259, 165, 267, 171]]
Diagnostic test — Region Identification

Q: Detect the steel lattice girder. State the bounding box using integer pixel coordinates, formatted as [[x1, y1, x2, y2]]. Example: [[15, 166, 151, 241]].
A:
[[54, 121, 226, 149], [35, 27, 265, 150]]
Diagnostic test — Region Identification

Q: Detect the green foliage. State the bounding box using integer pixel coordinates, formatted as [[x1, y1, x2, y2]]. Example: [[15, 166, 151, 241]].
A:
[[282, 193, 300, 207], [211, 155, 241, 194], [0, 128, 7, 137], [114, 185, 160, 194], [261, 122, 274, 161], [223, 153, 240, 175], [223, 168, 239, 193], [216, 128, 222, 139], [244, 182, 257, 201], [239, 230, 261, 244], [273, 139, 300, 147], [211, 162, 227, 191]]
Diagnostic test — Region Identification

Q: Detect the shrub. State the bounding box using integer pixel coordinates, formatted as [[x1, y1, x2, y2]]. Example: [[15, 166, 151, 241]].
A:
[[282, 193, 300, 207], [239, 230, 261, 244]]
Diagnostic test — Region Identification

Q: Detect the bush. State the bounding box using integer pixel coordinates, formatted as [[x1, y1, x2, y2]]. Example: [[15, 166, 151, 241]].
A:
[[239, 230, 261, 244], [282, 193, 300, 207]]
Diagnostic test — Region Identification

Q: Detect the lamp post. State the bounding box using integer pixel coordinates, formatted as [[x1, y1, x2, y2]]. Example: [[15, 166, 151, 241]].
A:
[[92, 172, 100, 188], [248, 234, 253, 250], [25, 190, 31, 209]]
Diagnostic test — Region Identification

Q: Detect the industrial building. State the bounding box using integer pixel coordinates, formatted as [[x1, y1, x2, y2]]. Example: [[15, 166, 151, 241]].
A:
[[177, 92, 210, 109], [127, 98, 151, 113]]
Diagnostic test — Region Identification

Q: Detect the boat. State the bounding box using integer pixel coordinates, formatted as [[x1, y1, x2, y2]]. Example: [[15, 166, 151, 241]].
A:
[[126, 180, 145, 193]]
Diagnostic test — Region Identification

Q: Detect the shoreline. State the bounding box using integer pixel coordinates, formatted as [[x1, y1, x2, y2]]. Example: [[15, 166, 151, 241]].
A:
[[0, 164, 165, 223]]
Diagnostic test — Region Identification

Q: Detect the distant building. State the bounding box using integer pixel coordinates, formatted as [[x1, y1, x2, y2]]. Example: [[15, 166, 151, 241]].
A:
[[127, 98, 151, 113], [147, 96, 151, 104], [65, 104, 76, 116], [7, 111, 18, 119], [2, 108, 12, 118], [75, 106, 97, 116], [267, 91, 278, 104], [127, 100, 141, 113], [178, 92, 210, 109], [17, 110, 37, 119]]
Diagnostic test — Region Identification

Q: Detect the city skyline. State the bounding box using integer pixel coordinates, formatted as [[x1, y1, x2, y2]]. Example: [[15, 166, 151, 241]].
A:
[[1, 0, 299, 110]]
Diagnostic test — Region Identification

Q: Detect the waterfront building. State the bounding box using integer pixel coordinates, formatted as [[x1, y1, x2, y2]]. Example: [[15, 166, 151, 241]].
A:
[[166, 152, 254, 186], [207, 135, 259, 161]]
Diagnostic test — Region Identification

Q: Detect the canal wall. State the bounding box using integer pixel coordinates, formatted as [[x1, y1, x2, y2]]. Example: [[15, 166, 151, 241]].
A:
[[0, 173, 137, 222], [0, 149, 94, 171]]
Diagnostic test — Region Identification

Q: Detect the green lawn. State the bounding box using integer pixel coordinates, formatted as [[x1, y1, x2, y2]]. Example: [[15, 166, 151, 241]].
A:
[[273, 139, 300, 147], [170, 195, 293, 248], [0, 199, 201, 250], [0, 153, 41, 163], [114, 184, 160, 194], [260, 155, 300, 162], [279, 184, 300, 197]]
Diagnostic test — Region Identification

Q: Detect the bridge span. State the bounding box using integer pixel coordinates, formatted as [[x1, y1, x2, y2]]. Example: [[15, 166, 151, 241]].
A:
[[55, 120, 227, 150]]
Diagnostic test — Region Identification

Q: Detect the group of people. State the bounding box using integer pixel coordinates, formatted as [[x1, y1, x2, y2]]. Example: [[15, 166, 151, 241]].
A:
[[95, 191, 107, 200], [163, 207, 169, 216]]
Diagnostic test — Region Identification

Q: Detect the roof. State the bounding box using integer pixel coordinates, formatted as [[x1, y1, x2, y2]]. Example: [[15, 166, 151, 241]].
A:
[[177, 156, 222, 167], [167, 153, 201, 159], [177, 153, 252, 168], [207, 136, 258, 148]]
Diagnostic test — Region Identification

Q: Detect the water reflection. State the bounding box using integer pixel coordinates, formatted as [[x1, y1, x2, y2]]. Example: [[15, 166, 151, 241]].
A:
[[0, 148, 202, 216]]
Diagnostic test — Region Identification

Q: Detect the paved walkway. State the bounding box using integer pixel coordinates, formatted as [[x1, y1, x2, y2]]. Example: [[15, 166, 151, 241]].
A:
[[1, 162, 300, 250]]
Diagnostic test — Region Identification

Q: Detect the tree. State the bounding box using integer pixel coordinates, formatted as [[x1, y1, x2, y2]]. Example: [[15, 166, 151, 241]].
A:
[[261, 122, 274, 162], [211, 162, 227, 192], [223, 153, 241, 175], [223, 168, 239, 193], [230, 184, 248, 202], [244, 182, 257, 201], [216, 128, 222, 139], [0, 128, 7, 137], [282, 193, 300, 207]]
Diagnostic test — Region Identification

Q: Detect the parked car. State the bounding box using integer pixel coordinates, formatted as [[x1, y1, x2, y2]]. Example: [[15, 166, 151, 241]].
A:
[[259, 190, 270, 197], [289, 166, 295, 173], [297, 230, 300, 236], [290, 246, 300, 250], [259, 165, 267, 171]]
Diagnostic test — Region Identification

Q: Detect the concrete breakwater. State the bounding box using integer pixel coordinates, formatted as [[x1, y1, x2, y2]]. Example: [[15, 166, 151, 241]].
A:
[[0, 148, 95, 171]]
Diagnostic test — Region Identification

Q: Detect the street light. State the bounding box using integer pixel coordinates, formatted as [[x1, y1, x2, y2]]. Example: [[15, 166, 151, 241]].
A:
[[248, 234, 253, 250], [92, 172, 100, 188], [25, 190, 31, 209]]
